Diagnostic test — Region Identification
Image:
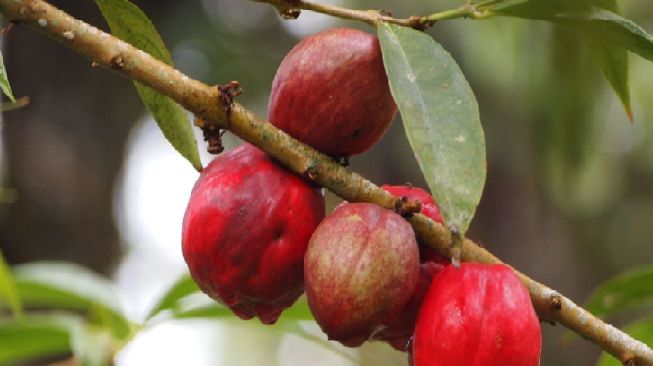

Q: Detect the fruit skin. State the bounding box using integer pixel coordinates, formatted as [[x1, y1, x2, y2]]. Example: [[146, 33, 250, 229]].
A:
[[304, 203, 420, 346], [268, 28, 398, 157], [374, 185, 450, 351], [412, 263, 542, 366], [181, 143, 325, 324]]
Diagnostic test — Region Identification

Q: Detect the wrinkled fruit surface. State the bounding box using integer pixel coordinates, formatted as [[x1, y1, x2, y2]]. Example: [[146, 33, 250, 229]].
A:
[[182, 143, 325, 324], [412, 263, 542, 366], [375, 185, 450, 350], [268, 28, 398, 157], [304, 203, 419, 346]]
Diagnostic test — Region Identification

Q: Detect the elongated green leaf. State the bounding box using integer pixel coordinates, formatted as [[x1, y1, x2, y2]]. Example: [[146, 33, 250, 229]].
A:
[[490, 2, 635, 119], [94, 0, 202, 171], [0, 49, 14, 103], [492, 3, 653, 62], [2, 262, 131, 340], [0, 320, 71, 365], [173, 295, 313, 322], [173, 304, 233, 319], [378, 23, 486, 234], [0, 250, 22, 320], [70, 323, 114, 366], [147, 274, 199, 320], [583, 265, 653, 319], [584, 1, 632, 120], [586, 35, 632, 120], [561, 9, 653, 62], [597, 318, 653, 366]]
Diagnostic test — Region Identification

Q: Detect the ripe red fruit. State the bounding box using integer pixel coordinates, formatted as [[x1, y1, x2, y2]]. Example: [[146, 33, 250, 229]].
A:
[[412, 263, 542, 366], [268, 28, 398, 157], [181, 143, 325, 324], [375, 185, 449, 350], [304, 203, 419, 346]]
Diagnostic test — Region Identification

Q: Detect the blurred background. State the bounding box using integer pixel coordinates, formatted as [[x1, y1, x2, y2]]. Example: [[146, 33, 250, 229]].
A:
[[1, 0, 653, 365]]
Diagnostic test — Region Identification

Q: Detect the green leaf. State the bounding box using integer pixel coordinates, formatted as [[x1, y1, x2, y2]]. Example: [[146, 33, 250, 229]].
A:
[[146, 274, 199, 320], [586, 34, 632, 120], [0, 250, 22, 320], [172, 295, 313, 322], [0, 49, 15, 103], [583, 265, 653, 319], [378, 23, 486, 234], [173, 304, 234, 319], [94, 0, 202, 171], [0, 96, 30, 112], [69, 323, 114, 366], [0, 319, 71, 365], [491, 3, 642, 120], [492, 3, 653, 62], [4, 262, 131, 340], [597, 318, 653, 366], [583, 1, 632, 120]]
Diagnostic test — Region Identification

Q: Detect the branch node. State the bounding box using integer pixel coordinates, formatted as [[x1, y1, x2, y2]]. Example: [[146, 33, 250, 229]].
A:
[[334, 156, 350, 167], [408, 16, 434, 31], [218, 80, 242, 118], [110, 55, 124, 70], [550, 294, 563, 311], [195, 116, 226, 155], [279, 8, 301, 19], [394, 196, 422, 218], [304, 166, 319, 181]]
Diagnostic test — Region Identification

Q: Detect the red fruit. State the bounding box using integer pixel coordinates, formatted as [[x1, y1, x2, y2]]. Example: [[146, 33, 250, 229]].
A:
[[182, 143, 325, 324], [374, 185, 449, 351], [304, 203, 419, 347], [268, 28, 398, 157], [412, 263, 542, 366]]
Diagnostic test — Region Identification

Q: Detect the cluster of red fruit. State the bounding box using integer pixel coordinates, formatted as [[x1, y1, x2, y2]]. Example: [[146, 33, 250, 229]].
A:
[[182, 28, 542, 365]]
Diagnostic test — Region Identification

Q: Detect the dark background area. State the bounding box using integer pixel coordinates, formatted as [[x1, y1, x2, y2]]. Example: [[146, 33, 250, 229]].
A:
[[1, 0, 653, 365]]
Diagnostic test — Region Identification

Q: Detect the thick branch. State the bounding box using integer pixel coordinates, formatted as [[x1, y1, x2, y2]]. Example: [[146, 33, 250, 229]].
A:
[[1, 0, 651, 364]]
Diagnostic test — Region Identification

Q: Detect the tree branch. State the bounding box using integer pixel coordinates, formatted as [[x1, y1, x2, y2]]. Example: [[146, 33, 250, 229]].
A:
[[1, 0, 651, 364]]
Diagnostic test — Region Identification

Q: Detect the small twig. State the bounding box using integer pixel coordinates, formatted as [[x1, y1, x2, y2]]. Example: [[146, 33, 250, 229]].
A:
[[254, 0, 491, 30], [0, 0, 651, 364]]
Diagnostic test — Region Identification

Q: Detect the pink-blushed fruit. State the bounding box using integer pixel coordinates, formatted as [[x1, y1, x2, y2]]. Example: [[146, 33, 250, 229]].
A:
[[182, 143, 325, 324], [374, 185, 450, 351], [268, 28, 397, 157], [304, 203, 420, 346], [412, 263, 542, 366]]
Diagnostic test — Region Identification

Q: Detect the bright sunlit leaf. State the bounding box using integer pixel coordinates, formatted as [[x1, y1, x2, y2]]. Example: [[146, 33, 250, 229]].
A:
[[147, 274, 199, 320], [7, 262, 131, 340], [0, 320, 71, 365]]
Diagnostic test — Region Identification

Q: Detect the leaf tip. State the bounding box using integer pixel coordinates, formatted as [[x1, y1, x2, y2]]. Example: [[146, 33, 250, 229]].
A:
[[626, 106, 634, 123]]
